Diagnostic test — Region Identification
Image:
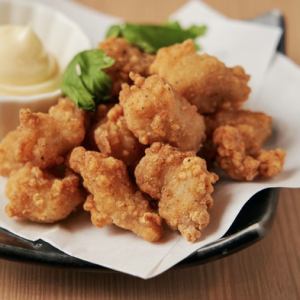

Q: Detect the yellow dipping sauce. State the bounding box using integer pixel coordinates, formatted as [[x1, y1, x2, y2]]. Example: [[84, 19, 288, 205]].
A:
[[0, 25, 60, 96]]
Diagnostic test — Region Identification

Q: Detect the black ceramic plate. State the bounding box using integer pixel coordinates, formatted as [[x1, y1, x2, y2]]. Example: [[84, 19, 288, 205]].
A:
[[0, 12, 285, 272]]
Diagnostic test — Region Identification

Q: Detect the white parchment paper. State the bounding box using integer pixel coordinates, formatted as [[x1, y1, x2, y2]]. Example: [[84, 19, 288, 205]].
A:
[[0, 1, 299, 279]]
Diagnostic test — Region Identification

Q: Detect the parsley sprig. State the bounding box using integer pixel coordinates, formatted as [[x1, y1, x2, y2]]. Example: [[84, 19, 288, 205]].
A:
[[61, 49, 114, 111]]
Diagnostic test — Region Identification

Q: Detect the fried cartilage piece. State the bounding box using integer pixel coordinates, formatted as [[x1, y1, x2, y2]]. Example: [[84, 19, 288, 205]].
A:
[[5, 164, 84, 223], [213, 125, 285, 181], [257, 150, 286, 178], [120, 73, 206, 152], [135, 143, 218, 242], [150, 39, 251, 114], [0, 131, 24, 176], [100, 37, 154, 97], [0, 98, 86, 176], [206, 109, 272, 155], [85, 104, 113, 150], [69, 147, 162, 242], [92, 104, 145, 167]]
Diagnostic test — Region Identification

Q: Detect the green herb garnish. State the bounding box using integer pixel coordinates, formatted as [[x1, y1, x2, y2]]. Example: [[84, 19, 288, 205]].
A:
[[106, 21, 207, 53], [61, 49, 115, 111]]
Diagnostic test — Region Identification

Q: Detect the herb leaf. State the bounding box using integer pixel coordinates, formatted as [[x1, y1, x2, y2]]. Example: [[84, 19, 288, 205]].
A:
[[106, 24, 122, 38], [106, 21, 207, 53], [61, 49, 115, 111]]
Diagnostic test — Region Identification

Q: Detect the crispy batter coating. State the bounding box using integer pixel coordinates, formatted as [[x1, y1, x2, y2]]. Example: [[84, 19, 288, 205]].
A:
[[257, 150, 286, 178], [85, 104, 113, 150], [0, 131, 24, 176], [120, 73, 206, 151], [206, 109, 272, 155], [213, 125, 285, 181], [150, 40, 251, 114], [135, 143, 218, 242], [0, 98, 86, 176], [5, 164, 84, 223], [69, 147, 162, 242], [100, 37, 154, 97], [92, 104, 145, 167]]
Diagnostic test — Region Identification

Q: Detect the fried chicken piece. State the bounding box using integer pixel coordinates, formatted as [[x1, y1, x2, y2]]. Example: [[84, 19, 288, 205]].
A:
[[120, 73, 206, 152], [150, 39, 251, 114], [85, 104, 113, 150], [100, 37, 154, 97], [0, 131, 24, 176], [0, 98, 86, 176], [92, 104, 145, 167], [69, 147, 162, 242], [135, 143, 218, 242], [213, 125, 285, 181], [257, 150, 286, 178], [200, 109, 273, 166], [206, 109, 272, 155], [5, 164, 84, 223]]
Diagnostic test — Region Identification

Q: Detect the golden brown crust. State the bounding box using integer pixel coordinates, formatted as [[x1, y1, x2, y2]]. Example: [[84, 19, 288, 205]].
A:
[[92, 104, 145, 167], [120, 73, 206, 152], [0, 131, 25, 176], [5, 164, 84, 223], [206, 109, 272, 155], [150, 39, 251, 114], [135, 143, 218, 242], [69, 147, 162, 242], [213, 125, 285, 181], [0, 98, 86, 176], [100, 37, 154, 97], [257, 149, 286, 178], [135, 142, 195, 200]]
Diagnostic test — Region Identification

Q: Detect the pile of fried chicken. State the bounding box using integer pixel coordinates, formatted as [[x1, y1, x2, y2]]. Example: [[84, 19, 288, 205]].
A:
[[0, 38, 285, 243]]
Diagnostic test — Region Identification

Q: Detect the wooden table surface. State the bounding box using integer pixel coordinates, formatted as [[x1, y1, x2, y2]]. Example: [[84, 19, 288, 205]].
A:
[[1, 1, 300, 299]]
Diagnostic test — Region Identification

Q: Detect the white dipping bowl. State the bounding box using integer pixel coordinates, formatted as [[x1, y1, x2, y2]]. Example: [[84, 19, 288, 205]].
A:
[[0, 0, 91, 138]]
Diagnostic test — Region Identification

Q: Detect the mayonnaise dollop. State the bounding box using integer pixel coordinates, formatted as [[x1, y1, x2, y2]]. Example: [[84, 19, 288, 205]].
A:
[[0, 25, 60, 96]]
